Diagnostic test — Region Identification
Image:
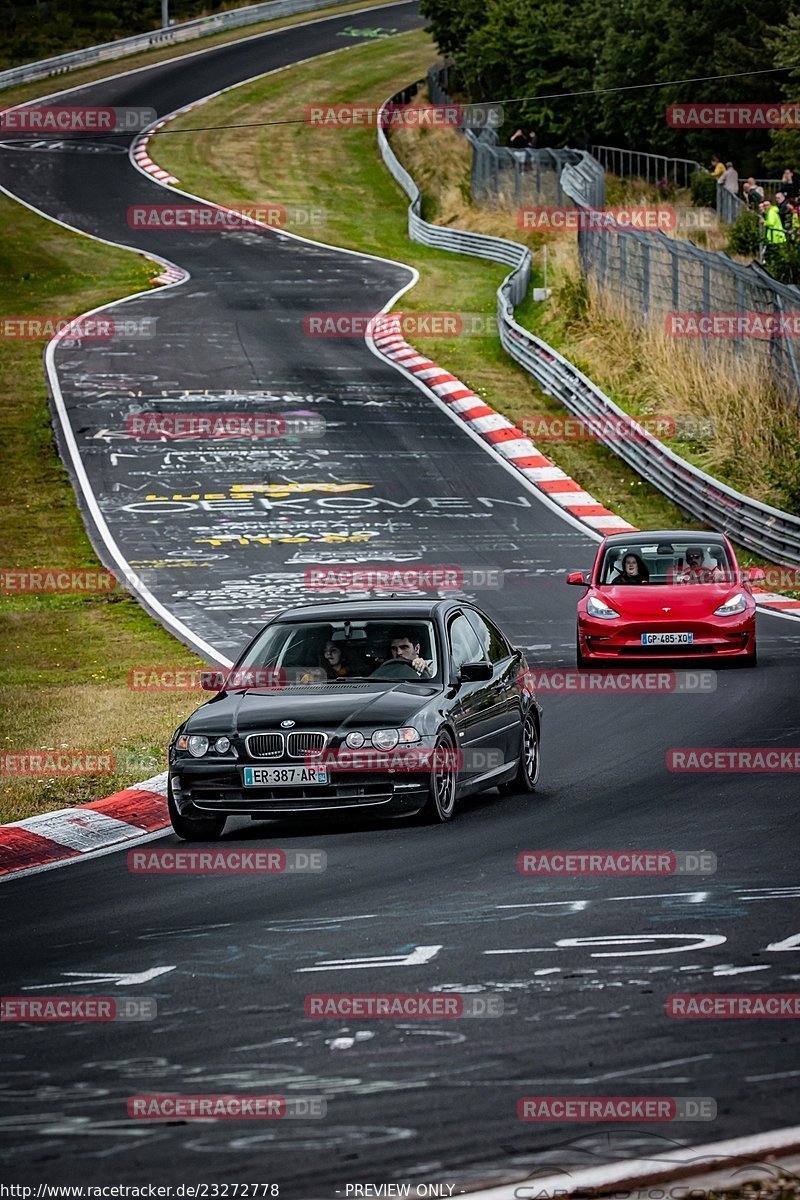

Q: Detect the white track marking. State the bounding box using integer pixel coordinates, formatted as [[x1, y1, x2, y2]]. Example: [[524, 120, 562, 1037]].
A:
[[297, 944, 442, 972], [23, 966, 176, 988]]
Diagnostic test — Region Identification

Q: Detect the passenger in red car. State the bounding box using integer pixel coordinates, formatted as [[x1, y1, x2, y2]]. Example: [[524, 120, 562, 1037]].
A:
[[613, 553, 650, 584]]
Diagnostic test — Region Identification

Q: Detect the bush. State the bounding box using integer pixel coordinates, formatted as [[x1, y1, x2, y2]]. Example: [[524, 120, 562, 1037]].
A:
[[764, 241, 800, 285], [727, 208, 761, 257], [690, 171, 718, 209]]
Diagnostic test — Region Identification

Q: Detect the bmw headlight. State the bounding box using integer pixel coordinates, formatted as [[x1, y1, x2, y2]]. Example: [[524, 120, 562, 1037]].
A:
[[345, 731, 365, 748], [587, 595, 620, 619], [176, 734, 209, 757], [214, 736, 231, 754], [371, 727, 420, 750], [714, 593, 747, 616]]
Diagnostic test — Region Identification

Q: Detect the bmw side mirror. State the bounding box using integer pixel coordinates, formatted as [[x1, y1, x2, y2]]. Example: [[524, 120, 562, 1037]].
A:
[[460, 662, 492, 682], [566, 571, 588, 585]]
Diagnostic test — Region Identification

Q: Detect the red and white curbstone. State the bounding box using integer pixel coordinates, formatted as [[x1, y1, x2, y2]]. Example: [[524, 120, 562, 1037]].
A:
[[0, 774, 168, 881]]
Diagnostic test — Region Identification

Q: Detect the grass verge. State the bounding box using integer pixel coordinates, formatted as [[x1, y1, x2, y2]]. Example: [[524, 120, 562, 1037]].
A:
[[0, 1, 422, 824], [0, 195, 210, 820]]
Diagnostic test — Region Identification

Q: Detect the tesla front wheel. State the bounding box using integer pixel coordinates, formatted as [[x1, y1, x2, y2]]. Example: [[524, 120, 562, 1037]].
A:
[[576, 628, 589, 669]]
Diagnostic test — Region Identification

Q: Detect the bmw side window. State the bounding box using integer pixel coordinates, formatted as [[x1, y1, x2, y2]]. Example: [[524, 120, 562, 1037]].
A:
[[448, 614, 485, 672], [465, 611, 510, 664]]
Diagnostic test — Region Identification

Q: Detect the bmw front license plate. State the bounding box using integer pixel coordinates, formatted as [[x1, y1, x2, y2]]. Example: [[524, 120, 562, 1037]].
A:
[[641, 632, 694, 646], [243, 766, 328, 786]]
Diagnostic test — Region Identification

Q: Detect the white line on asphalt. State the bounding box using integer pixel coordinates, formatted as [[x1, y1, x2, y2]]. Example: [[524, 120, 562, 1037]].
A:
[[297, 945, 442, 972]]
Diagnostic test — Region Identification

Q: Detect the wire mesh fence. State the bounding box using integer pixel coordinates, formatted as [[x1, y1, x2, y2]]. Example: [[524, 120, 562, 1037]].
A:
[[426, 66, 800, 409], [380, 82, 800, 559]]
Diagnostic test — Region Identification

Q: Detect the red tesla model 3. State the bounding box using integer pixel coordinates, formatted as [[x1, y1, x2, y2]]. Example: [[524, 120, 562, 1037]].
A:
[[568, 531, 763, 667]]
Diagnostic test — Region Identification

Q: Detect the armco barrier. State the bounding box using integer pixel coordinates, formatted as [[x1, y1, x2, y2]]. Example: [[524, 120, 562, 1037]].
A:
[[378, 84, 800, 566], [0, 0, 386, 90]]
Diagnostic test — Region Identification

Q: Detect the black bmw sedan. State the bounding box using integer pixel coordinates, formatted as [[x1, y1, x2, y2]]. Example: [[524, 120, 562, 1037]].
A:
[[168, 598, 541, 838]]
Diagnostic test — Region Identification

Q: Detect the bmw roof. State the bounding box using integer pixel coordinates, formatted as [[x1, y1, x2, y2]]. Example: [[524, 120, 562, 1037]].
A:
[[271, 597, 471, 622]]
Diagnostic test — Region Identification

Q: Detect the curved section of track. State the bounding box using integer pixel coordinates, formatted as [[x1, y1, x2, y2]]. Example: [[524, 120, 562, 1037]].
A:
[[2, 8, 800, 1195]]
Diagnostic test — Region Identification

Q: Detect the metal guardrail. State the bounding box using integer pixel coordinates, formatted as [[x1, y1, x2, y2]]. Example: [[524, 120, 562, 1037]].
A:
[[590, 145, 702, 190], [377, 82, 532, 306], [716, 183, 746, 225], [378, 80, 800, 564], [0, 0, 372, 90], [427, 68, 606, 211]]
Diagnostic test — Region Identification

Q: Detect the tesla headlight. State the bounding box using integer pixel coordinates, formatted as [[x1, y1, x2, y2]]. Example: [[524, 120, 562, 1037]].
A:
[[371, 727, 420, 750], [714, 593, 747, 616], [176, 734, 209, 757], [345, 731, 365, 748], [587, 595, 620, 619]]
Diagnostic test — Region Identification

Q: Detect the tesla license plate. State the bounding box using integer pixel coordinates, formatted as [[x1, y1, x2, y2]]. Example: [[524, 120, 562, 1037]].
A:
[[641, 631, 694, 645], [243, 766, 328, 786]]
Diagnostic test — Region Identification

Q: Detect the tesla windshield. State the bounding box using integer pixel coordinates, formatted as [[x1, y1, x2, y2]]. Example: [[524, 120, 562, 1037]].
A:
[[233, 619, 442, 683], [600, 541, 734, 585]]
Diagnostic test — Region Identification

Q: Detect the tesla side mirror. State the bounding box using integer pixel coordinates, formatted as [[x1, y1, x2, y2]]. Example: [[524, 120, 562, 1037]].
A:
[[566, 571, 588, 585], [747, 567, 766, 583], [459, 662, 492, 682]]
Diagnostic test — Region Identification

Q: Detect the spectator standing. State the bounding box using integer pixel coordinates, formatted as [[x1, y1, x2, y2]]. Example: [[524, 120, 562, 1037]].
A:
[[709, 155, 725, 179], [718, 161, 739, 195], [760, 198, 787, 263], [743, 178, 764, 209], [776, 191, 792, 233], [789, 199, 800, 241], [781, 168, 798, 199]]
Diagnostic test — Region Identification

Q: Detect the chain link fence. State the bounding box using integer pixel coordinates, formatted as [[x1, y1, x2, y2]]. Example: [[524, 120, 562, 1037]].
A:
[[426, 66, 800, 409], [427, 66, 605, 211], [379, 81, 800, 560]]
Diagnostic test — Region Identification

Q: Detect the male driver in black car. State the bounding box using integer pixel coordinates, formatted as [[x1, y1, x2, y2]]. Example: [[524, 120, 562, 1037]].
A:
[[385, 628, 434, 679]]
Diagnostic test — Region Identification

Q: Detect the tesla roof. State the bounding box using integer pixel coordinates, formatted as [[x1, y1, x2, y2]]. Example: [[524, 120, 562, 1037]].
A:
[[603, 529, 727, 543]]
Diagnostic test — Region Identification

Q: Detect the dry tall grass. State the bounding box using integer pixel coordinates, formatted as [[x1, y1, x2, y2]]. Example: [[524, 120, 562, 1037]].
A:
[[551, 273, 796, 504], [389, 113, 800, 512]]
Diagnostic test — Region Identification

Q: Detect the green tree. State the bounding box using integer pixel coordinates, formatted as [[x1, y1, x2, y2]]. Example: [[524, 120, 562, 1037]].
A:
[[764, 11, 800, 176]]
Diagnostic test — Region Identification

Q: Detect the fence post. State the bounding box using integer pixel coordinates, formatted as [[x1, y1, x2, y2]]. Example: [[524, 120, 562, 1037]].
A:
[[642, 240, 650, 317], [671, 247, 680, 313]]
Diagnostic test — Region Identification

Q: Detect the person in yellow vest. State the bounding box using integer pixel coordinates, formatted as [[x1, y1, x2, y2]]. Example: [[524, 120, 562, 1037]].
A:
[[760, 198, 787, 264], [709, 155, 726, 179]]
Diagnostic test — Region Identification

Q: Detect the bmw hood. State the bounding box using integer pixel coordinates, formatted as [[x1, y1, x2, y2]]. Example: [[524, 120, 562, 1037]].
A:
[[184, 681, 440, 736]]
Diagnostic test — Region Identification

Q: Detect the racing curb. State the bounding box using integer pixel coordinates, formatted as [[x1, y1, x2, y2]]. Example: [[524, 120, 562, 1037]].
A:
[[461, 1122, 800, 1198], [0, 773, 168, 881], [369, 317, 800, 619]]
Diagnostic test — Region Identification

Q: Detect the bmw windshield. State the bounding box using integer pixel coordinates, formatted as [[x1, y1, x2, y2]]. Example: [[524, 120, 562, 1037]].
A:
[[229, 619, 442, 685]]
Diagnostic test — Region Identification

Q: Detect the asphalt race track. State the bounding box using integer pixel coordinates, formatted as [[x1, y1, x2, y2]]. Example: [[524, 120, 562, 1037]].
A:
[[2, 4, 800, 1194]]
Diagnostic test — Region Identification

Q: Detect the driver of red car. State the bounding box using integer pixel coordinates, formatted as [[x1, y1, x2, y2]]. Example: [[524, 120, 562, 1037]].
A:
[[675, 547, 725, 584], [388, 629, 434, 678]]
